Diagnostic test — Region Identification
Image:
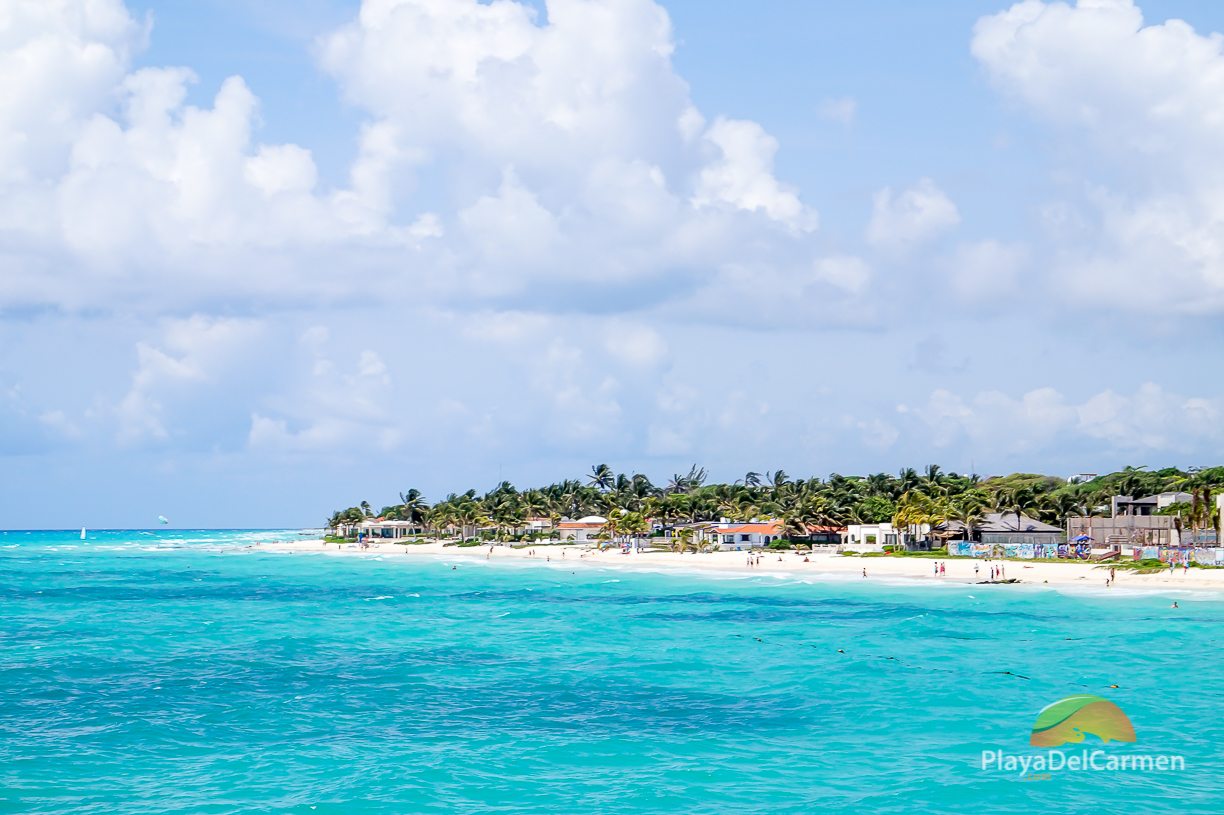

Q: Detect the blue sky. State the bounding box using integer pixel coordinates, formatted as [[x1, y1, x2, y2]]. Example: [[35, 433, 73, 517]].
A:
[[4, 0, 1224, 528]]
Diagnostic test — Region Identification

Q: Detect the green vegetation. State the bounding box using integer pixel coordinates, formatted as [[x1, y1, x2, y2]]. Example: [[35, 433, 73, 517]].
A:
[[326, 463, 1223, 543], [1112, 558, 1169, 574]]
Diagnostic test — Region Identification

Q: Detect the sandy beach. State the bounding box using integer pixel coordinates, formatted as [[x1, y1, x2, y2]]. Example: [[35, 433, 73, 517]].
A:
[[257, 539, 1224, 594]]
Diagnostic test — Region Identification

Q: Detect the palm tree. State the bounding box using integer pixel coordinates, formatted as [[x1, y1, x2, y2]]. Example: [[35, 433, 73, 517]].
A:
[[950, 493, 987, 542], [672, 527, 696, 553], [865, 472, 892, 497], [922, 464, 947, 495], [1116, 465, 1150, 499], [398, 489, 428, 533], [682, 464, 708, 490], [600, 512, 623, 551], [619, 511, 648, 550], [587, 464, 614, 493], [667, 467, 707, 495], [896, 468, 920, 498], [744, 471, 762, 488], [994, 486, 1039, 532]]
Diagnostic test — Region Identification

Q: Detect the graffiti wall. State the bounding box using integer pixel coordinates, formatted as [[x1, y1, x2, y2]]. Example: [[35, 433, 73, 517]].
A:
[[946, 542, 1091, 559]]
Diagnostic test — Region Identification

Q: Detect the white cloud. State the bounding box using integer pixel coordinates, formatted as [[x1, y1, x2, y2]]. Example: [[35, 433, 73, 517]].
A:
[[0, 0, 837, 331], [972, 0, 1224, 313], [0, 0, 145, 182], [866, 177, 959, 247], [901, 382, 1224, 458], [602, 322, 668, 369], [693, 117, 816, 231], [813, 255, 871, 295], [116, 316, 264, 444]]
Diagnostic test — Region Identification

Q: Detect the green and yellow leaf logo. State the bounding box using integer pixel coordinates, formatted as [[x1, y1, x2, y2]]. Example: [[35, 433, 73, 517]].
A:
[[1030, 695, 1137, 748]]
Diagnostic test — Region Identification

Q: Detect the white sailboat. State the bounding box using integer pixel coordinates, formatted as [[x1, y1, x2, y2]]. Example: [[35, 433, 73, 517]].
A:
[[80, 527, 86, 541]]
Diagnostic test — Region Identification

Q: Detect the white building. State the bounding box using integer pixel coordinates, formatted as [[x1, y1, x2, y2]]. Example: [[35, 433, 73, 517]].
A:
[[356, 519, 416, 539], [697, 521, 784, 551], [842, 523, 902, 552]]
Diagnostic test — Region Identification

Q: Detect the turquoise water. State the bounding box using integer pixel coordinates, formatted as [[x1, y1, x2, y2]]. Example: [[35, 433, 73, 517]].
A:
[[1, 529, 1221, 814]]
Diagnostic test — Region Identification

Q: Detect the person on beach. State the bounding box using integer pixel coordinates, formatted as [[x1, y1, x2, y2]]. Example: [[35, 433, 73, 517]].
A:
[[934, 562, 939, 577], [940, 562, 946, 577], [974, 562, 980, 578], [862, 567, 867, 578]]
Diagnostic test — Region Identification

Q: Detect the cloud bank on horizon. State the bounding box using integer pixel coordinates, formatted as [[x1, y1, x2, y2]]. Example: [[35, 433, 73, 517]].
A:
[[2, 0, 1223, 526]]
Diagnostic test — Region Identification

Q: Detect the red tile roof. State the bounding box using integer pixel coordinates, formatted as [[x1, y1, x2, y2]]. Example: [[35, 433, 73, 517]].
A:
[[716, 522, 782, 535]]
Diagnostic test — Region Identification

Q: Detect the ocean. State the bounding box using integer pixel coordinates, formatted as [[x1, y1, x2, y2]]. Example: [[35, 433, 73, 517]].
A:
[[1, 529, 1220, 814]]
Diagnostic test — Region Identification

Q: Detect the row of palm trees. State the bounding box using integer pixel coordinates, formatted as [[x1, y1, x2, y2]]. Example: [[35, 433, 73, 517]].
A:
[[327, 463, 1224, 542]]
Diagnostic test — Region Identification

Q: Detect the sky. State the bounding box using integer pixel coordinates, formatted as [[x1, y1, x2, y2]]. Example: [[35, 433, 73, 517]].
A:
[[4, 0, 1224, 528]]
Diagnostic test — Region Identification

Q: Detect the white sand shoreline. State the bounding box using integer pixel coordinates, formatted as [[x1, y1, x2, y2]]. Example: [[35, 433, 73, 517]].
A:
[[252, 539, 1224, 598]]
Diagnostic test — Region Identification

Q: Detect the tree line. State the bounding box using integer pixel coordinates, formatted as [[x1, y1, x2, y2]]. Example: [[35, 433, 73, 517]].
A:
[[327, 464, 1224, 541]]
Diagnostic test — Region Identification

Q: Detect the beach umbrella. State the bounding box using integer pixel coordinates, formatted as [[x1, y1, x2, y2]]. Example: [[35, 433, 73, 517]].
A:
[[1072, 534, 1092, 542]]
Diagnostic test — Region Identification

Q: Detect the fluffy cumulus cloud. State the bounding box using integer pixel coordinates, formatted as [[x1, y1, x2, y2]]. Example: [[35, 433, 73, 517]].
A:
[[866, 178, 960, 248], [972, 0, 1224, 313], [0, 0, 840, 323], [899, 383, 1224, 460], [115, 316, 268, 446]]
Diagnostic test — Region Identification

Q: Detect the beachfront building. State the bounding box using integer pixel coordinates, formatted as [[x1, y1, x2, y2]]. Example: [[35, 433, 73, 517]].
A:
[[691, 520, 785, 550], [1111, 492, 1192, 516], [941, 513, 1063, 546], [799, 525, 844, 545], [524, 517, 553, 534], [842, 523, 903, 552], [556, 516, 607, 543], [1067, 514, 1179, 549], [355, 519, 416, 539], [1065, 492, 1196, 551]]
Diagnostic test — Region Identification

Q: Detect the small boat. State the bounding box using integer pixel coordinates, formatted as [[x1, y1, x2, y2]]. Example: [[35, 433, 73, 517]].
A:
[[80, 527, 86, 541]]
